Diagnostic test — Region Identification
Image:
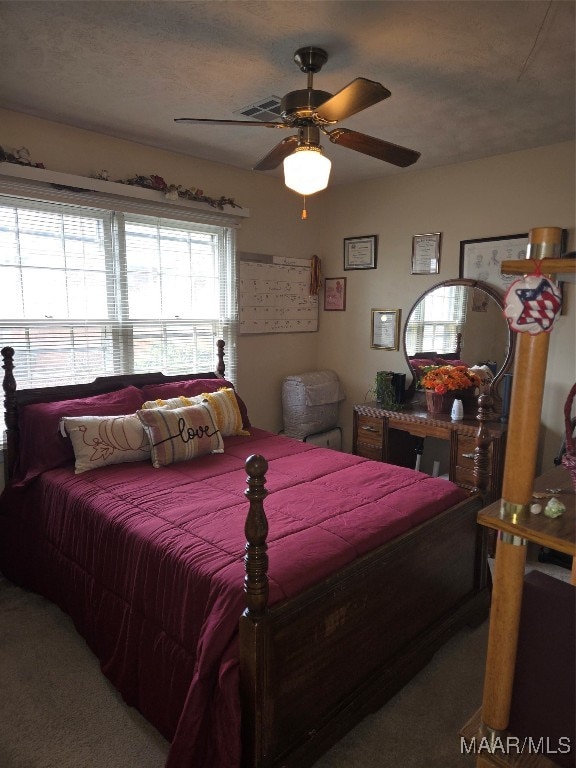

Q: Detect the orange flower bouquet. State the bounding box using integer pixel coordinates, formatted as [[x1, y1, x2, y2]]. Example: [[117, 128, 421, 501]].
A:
[[419, 365, 479, 395]]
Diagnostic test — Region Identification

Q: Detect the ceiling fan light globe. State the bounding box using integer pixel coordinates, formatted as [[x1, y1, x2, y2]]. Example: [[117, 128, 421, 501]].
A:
[[283, 146, 331, 195]]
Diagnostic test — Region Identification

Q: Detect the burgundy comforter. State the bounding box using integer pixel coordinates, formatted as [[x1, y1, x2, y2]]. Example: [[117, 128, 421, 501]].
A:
[[0, 428, 467, 768]]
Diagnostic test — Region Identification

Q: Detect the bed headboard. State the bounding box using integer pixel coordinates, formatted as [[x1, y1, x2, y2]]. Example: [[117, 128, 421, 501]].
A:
[[410, 332, 463, 361], [1, 339, 226, 483]]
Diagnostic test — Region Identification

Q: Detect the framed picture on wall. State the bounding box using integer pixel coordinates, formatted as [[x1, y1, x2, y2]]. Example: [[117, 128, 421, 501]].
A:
[[344, 235, 377, 270], [324, 277, 346, 311], [459, 233, 529, 294], [460, 229, 569, 299], [370, 309, 400, 350], [411, 232, 441, 274]]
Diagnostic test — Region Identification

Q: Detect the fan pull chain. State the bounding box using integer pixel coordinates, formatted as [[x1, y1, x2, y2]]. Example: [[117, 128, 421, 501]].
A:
[[301, 195, 307, 220]]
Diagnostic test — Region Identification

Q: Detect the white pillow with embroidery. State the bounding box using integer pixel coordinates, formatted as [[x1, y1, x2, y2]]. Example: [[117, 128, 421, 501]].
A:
[[60, 413, 150, 473]]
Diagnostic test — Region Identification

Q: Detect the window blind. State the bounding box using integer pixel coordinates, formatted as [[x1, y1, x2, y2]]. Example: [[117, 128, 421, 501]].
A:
[[0, 194, 237, 389], [405, 285, 468, 357]]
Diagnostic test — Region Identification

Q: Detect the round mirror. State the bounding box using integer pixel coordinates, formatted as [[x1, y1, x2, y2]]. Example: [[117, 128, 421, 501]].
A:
[[403, 279, 515, 408]]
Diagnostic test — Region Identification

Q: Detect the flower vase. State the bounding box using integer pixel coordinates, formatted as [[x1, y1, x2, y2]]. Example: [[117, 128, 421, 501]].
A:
[[425, 390, 455, 414], [425, 389, 478, 415]]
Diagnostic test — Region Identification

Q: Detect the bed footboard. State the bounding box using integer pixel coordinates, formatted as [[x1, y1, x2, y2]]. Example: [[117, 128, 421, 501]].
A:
[[240, 455, 488, 768]]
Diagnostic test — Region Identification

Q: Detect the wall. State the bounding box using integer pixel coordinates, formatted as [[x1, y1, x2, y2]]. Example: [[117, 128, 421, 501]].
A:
[[462, 291, 506, 370], [315, 141, 575, 470], [1, 110, 574, 475]]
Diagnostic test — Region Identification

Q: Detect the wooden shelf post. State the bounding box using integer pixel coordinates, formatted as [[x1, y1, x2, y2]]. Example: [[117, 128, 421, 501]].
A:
[[479, 226, 566, 747]]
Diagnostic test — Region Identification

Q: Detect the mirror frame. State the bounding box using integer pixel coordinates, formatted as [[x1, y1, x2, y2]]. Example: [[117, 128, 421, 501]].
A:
[[403, 278, 516, 409]]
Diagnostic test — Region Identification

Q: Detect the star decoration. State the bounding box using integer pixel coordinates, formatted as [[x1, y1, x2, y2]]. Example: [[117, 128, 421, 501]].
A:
[[504, 275, 562, 335]]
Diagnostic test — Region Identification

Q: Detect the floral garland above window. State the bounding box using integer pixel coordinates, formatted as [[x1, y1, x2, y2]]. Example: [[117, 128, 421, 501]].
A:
[[0, 145, 242, 211], [0, 145, 45, 168]]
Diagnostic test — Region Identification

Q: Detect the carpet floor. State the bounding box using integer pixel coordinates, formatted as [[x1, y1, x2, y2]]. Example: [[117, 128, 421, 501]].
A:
[[0, 546, 570, 768]]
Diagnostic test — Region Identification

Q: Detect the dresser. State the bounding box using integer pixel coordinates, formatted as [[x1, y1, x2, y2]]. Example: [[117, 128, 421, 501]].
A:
[[352, 401, 508, 503]]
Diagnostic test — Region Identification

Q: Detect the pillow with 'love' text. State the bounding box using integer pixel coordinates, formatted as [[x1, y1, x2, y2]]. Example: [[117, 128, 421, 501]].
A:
[[137, 401, 223, 468]]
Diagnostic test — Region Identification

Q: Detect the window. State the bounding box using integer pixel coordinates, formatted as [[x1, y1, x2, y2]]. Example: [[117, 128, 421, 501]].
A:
[[0, 194, 237, 388], [405, 284, 468, 357]]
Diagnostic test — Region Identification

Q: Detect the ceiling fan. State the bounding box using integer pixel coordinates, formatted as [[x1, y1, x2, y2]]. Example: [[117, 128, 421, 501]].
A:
[[175, 47, 420, 195]]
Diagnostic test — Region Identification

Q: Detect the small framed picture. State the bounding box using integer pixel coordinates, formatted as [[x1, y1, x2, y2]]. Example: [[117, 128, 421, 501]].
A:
[[344, 235, 377, 270], [371, 309, 400, 350], [471, 287, 489, 312], [412, 233, 441, 274], [324, 277, 346, 311]]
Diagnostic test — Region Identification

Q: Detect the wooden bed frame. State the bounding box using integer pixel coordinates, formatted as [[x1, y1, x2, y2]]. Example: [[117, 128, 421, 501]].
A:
[[1, 342, 490, 768], [410, 331, 463, 362]]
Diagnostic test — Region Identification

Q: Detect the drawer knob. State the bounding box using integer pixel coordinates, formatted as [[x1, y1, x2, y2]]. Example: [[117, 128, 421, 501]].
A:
[[361, 425, 378, 432], [461, 452, 475, 459]]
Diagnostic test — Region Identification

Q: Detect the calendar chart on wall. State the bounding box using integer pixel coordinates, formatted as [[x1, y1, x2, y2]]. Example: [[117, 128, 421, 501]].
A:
[[238, 253, 319, 334]]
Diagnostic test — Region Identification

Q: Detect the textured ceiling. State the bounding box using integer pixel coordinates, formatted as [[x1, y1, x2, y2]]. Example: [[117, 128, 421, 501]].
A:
[[0, 0, 574, 186]]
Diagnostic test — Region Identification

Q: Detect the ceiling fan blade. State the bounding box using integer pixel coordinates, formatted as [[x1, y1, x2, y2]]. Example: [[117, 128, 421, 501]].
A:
[[327, 128, 420, 167], [314, 78, 391, 123], [253, 136, 300, 171], [174, 117, 289, 129]]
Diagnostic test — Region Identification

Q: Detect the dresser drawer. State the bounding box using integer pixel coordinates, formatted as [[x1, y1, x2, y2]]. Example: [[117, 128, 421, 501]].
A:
[[455, 434, 493, 470], [388, 416, 450, 441], [356, 414, 384, 447], [356, 443, 383, 462], [453, 465, 476, 488]]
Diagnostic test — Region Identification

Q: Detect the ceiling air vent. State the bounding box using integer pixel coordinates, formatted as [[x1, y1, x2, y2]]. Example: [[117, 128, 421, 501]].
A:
[[235, 96, 283, 122]]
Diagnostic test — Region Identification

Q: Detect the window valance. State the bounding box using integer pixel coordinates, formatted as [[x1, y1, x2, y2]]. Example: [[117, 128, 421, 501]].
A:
[[0, 162, 249, 228]]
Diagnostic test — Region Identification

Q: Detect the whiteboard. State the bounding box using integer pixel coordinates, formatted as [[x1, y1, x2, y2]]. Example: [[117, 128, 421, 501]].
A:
[[239, 254, 319, 334]]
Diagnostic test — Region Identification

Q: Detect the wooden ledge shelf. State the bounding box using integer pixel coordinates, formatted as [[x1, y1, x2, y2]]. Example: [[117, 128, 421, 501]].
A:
[[478, 465, 575, 574]]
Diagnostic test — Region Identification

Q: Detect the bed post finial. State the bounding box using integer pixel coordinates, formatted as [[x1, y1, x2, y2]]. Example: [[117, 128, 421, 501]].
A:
[[455, 331, 462, 358], [472, 393, 494, 499], [216, 339, 225, 377], [244, 454, 269, 617], [2, 346, 17, 481]]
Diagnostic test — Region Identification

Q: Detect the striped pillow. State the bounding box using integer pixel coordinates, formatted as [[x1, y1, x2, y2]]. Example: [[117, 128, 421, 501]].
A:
[[199, 388, 249, 436], [141, 395, 201, 410], [137, 402, 223, 468], [141, 388, 249, 437]]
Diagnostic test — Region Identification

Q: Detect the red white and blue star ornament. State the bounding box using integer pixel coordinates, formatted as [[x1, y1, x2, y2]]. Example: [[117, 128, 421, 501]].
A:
[[504, 270, 562, 334]]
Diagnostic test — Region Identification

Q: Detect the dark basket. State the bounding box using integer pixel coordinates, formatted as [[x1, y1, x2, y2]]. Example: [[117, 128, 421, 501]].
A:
[[561, 382, 576, 489]]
